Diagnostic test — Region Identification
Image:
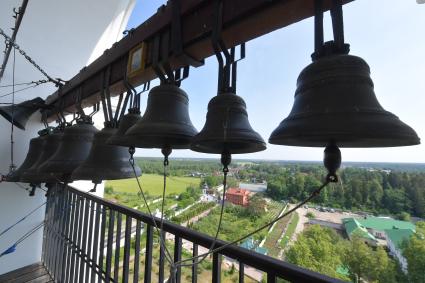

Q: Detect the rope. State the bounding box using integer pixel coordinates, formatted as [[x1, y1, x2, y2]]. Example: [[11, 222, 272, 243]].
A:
[[128, 150, 174, 265], [0, 202, 46, 238], [0, 221, 44, 258], [0, 185, 100, 259], [9, 47, 16, 172], [183, 163, 229, 267], [0, 80, 48, 98]]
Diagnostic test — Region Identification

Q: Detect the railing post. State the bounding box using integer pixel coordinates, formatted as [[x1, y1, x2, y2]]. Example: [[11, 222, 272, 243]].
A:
[[69, 194, 80, 283], [212, 253, 221, 283], [97, 206, 107, 283], [133, 220, 141, 283], [158, 230, 166, 283], [123, 216, 132, 283], [192, 244, 198, 283], [60, 188, 71, 283], [267, 272, 277, 283], [91, 202, 101, 283], [85, 199, 95, 283], [78, 198, 90, 282], [105, 209, 115, 283], [114, 213, 122, 282], [239, 262, 244, 283], [173, 236, 182, 283], [144, 224, 153, 283]]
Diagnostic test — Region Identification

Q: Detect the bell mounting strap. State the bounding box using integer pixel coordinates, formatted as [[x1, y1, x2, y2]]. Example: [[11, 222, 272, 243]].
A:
[[152, 32, 189, 87], [99, 66, 127, 127], [312, 0, 349, 60], [212, 0, 245, 95]]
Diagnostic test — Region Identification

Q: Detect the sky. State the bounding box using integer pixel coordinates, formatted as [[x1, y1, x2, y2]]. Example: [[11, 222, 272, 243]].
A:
[[125, 0, 425, 163]]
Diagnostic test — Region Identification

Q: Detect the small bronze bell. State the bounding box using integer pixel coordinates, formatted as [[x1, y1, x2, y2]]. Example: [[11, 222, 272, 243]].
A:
[[106, 108, 142, 147], [191, 93, 266, 154], [6, 130, 47, 182], [71, 125, 141, 183], [0, 97, 44, 130], [38, 117, 98, 182], [269, 54, 420, 148], [125, 83, 198, 149], [21, 128, 63, 183]]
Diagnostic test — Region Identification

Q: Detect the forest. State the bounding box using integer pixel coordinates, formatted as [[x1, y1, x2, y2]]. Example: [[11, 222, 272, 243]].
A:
[[134, 157, 425, 219], [262, 164, 425, 218]]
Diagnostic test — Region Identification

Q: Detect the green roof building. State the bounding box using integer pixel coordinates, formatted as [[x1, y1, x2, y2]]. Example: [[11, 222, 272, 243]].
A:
[[343, 217, 415, 241], [385, 229, 414, 273], [342, 218, 377, 244]]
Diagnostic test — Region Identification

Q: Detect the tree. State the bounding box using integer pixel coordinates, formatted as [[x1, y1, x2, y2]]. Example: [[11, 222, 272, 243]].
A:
[[286, 225, 349, 281], [403, 222, 425, 283], [344, 236, 399, 283], [247, 194, 266, 217]]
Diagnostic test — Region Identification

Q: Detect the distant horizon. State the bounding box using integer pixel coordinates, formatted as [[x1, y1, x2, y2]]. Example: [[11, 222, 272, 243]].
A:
[[134, 156, 425, 165]]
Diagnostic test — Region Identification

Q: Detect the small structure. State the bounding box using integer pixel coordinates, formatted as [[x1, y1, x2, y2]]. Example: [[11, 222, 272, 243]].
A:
[[343, 218, 377, 246], [240, 237, 268, 255], [385, 229, 415, 273], [225, 188, 250, 206], [355, 216, 415, 239]]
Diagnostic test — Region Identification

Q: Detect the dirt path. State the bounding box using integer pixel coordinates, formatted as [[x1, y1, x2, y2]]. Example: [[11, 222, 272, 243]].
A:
[[181, 204, 217, 227]]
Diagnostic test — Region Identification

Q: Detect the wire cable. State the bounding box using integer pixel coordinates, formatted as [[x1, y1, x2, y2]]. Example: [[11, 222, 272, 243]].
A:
[[175, 180, 330, 267], [0, 80, 48, 98], [0, 202, 46, 238], [128, 151, 174, 265]]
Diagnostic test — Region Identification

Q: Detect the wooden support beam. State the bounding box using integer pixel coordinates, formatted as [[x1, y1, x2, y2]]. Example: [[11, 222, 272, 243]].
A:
[[43, 0, 353, 120]]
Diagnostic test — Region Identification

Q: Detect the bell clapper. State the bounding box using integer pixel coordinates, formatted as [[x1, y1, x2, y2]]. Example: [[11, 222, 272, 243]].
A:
[[160, 146, 172, 233], [323, 142, 341, 183], [28, 183, 37, 197], [89, 183, 98, 193]]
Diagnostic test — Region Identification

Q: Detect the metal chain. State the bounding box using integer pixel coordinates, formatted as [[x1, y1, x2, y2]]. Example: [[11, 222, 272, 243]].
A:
[[0, 28, 63, 86]]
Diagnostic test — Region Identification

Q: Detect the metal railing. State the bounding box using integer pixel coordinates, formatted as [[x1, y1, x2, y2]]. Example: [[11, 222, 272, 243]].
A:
[[42, 184, 345, 283]]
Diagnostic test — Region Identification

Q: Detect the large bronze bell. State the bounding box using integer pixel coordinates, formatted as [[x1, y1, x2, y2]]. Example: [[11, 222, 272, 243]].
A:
[[21, 128, 63, 183], [106, 108, 142, 147], [269, 54, 420, 148], [0, 97, 44, 130], [38, 118, 98, 181], [125, 83, 198, 149], [71, 125, 141, 183], [191, 92, 266, 154], [6, 131, 47, 182]]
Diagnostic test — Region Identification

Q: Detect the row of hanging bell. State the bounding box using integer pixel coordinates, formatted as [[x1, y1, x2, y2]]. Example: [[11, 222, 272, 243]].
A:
[[105, 80, 265, 158]]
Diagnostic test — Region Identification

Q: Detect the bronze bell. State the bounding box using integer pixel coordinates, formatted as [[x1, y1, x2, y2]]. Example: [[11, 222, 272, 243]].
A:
[[38, 118, 98, 182], [21, 128, 63, 183], [125, 83, 198, 149], [0, 97, 44, 130], [71, 125, 141, 184], [6, 131, 47, 182], [269, 54, 420, 148], [106, 108, 142, 147], [191, 92, 266, 154]]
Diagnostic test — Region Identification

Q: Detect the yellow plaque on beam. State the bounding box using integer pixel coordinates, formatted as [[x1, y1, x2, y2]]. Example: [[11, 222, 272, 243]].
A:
[[127, 42, 147, 78]]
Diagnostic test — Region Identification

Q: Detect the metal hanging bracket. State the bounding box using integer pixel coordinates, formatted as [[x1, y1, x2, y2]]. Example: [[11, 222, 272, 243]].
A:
[[212, 0, 245, 94], [171, 0, 204, 68], [311, 0, 350, 61]]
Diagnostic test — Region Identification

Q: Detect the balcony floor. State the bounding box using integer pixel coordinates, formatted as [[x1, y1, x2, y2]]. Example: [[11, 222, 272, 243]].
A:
[[0, 262, 53, 283]]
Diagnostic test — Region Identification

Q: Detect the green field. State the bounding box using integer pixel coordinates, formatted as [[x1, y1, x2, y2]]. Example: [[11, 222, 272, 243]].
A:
[[105, 174, 200, 196]]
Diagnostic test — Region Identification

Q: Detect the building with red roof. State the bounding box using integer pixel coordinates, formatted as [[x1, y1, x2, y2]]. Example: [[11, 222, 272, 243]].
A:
[[225, 188, 250, 206]]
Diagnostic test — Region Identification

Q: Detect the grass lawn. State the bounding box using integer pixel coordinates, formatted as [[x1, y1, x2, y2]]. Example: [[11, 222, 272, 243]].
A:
[[280, 212, 299, 249], [263, 205, 291, 257], [106, 174, 200, 196]]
